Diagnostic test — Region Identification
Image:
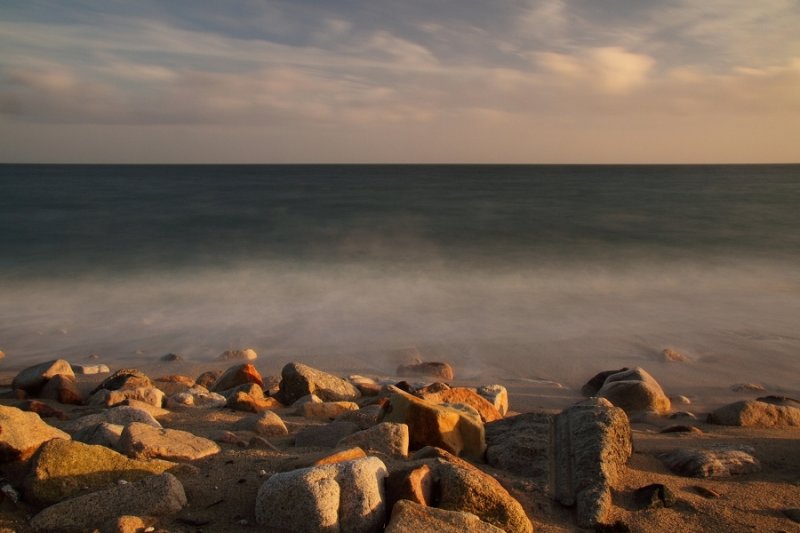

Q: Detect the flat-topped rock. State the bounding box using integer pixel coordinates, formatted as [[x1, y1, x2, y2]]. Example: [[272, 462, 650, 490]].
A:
[[255, 457, 387, 533], [30, 473, 186, 532], [276, 362, 361, 405], [382, 386, 486, 461], [386, 499, 504, 533], [0, 405, 70, 462], [118, 422, 221, 461], [24, 439, 176, 505], [708, 400, 800, 427], [12, 359, 74, 394]]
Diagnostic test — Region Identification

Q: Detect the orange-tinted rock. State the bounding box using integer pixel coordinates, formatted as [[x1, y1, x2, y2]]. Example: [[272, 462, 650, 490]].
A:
[[385, 499, 504, 533], [227, 392, 282, 413], [39, 374, 84, 405], [211, 364, 263, 393], [417, 387, 502, 423], [0, 405, 70, 462], [20, 400, 68, 420], [397, 362, 454, 380], [92, 369, 153, 394], [385, 463, 434, 513], [153, 375, 196, 396], [218, 348, 257, 361], [12, 359, 75, 395], [313, 447, 368, 466]]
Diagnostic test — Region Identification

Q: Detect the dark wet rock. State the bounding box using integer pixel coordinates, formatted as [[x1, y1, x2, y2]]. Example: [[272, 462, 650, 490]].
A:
[[708, 400, 800, 428], [485, 412, 553, 482], [634, 483, 676, 509], [659, 445, 760, 477], [554, 397, 633, 528], [581, 368, 628, 397], [91, 369, 153, 394], [29, 473, 186, 532], [275, 362, 361, 405], [12, 359, 74, 395], [294, 421, 361, 448], [397, 361, 455, 380]]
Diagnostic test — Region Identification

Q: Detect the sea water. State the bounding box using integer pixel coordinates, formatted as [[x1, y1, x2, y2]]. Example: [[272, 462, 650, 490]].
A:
[[1, 164, 798, 392]]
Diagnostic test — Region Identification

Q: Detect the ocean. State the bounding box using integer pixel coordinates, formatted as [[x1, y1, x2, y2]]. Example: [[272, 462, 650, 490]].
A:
[[1, 164, 799, 392]]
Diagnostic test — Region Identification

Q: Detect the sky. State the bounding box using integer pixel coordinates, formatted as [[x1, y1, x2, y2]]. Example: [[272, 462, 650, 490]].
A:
[[1, 0, 799, 163]]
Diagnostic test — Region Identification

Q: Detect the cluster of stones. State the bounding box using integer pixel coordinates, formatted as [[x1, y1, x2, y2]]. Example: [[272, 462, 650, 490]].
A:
[[2, 352, 798, 532]]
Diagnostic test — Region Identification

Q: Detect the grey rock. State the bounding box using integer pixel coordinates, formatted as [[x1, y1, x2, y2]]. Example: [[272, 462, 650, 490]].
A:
[[276, 362, 361, 405], [118, 422, 221, 461], [255, 456, 387, 533], [165, 388, 226, 410], [295, 421, 361, 448], [485, 412, 553, 483], [73, 422, 124, 448], [65, 406, 162, 434], [12, 359, 75, 394], [659, 445, 760, 477], [30, 473, 186, 532], [476, 384, 509, 416], [337, 422, 409, 457], [72, 364, 110, 375], [708, 400, 800, 427], [554, 397, 632, 528]]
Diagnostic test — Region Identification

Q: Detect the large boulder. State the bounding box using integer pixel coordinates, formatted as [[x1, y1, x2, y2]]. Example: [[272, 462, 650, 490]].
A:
[[0, 405, 70, 461], [485, 412, 553, 482], [24, 439, 175, 505], [382, 387, 485, 461], [210, 363, 264, 393], [255, 457, 388, 532], [417, 387, 502, 423], [91, 369, 153, 394], [29, 473, 186, 532], [554, 397, 632, 528], [337, 422, 410, 457], [659, 445, 761, 477], [117, 422, 221, 461], [275, 362, 361, 405], [12, 359, 74, 394], [436, 462, 533, 533], [596, 367, 671, 414], [386, 499, 504, 533], [708, 400, 800, 428]]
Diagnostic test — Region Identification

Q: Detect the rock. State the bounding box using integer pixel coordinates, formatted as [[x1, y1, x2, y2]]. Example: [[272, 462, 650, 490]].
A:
[[195, 370, 221, 389], [30, 473, 186, 532], [12, 359, 75, 394], [659, 445, 760, 477], [20, 400, 68, 420], [708, 400, 800, 428], [24, 439, 176, 505], [385, 463, 434, 511], [337, 422, 409, 457], [294, 421, 361, 448], [71, 364, 110, 375], [691, 485, 721, 499], [417, 387, 503, 423], [349, 375, 382, 396], [72, 422, 124, 448], [276, 362, 361, 405], [554, 397, 632, 528], [485, 412, 553, 481], [669, 411, 697, 420], [210, 363, 264, 393], [255, 457, 387, 533], [660, 425, 702, 434], [662, 348, 689, 362], [118, 422, 221, 462], [227, 391, 282, 413], [731, 383, 765, 392], [65, 406, 162, 434], [160, 352, 184, 362], [672, 395, 692, 405], [436, 461, 533, 533], [234, 411, 288, 437], [38, 374, 84, 405], [580, 368, 628, 397], [221, 382, 265, 399], [397, 361, 454, 380], [757, 395, 800, 406], [280, 447, 368, 470], [412, 446, 481, 472], [0, 349, 4, 359], [218, 348, 257, 361], [92, 386, 165, 408], [382, 386, 486, 461], [0, 405, 70, 461], [386, 499, 504, 533], [597, 367, 671, 414], [153, 375, 195, 396], [166, 387, 226, 410], [303, 401, 360, 421], [92, 369, 153, 393], [120, 399, 170, 418], [633, 483, 676, 509], [101, 515, 154, 533], [476, 384, 509, 416], [334, 404, 386, 430]]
